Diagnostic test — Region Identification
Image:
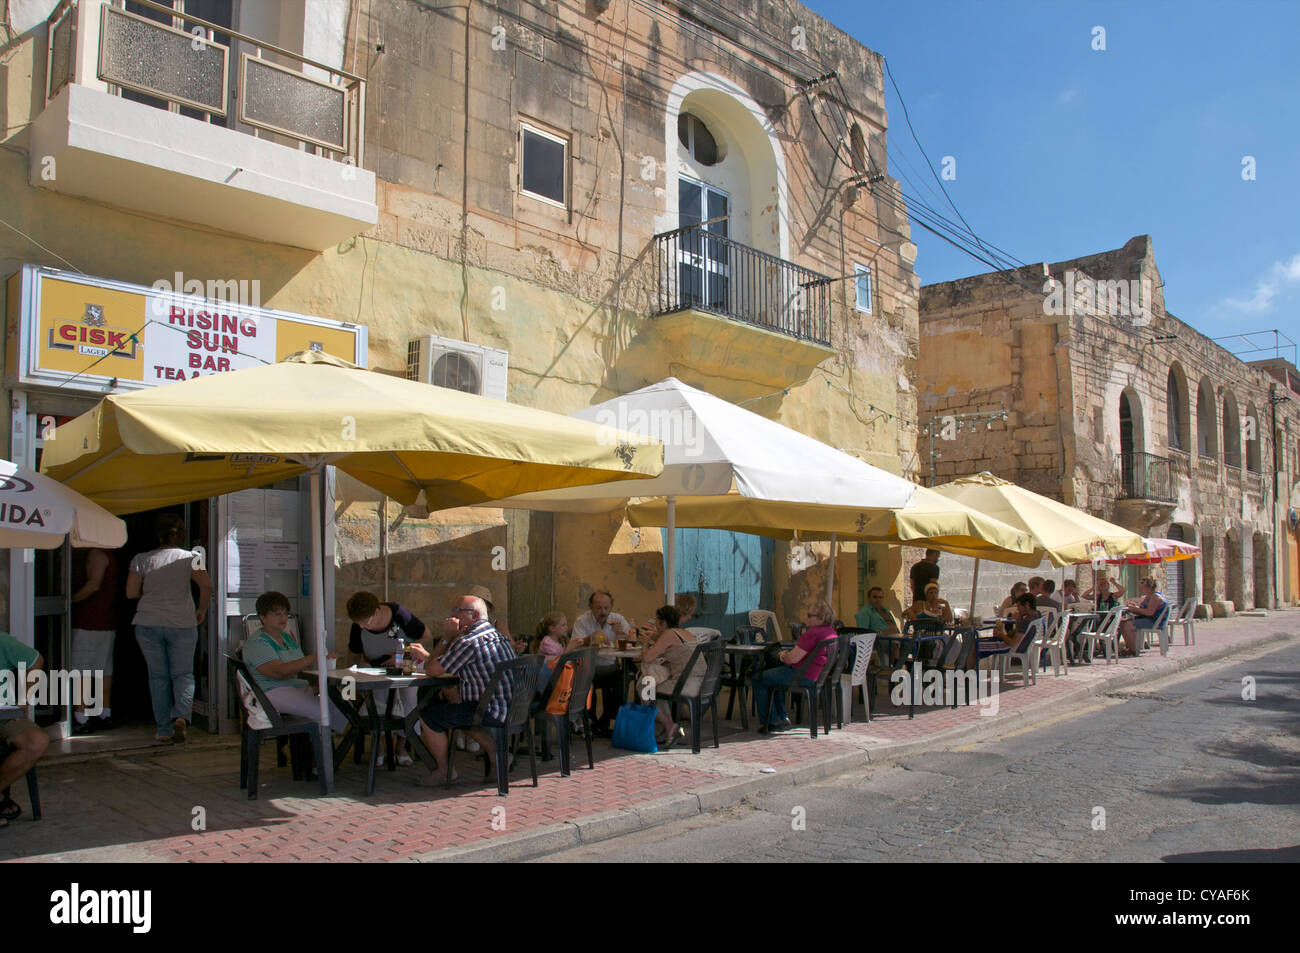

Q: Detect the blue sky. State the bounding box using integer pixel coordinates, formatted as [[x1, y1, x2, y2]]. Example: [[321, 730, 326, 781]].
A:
[[804, 0, 1299, 358]]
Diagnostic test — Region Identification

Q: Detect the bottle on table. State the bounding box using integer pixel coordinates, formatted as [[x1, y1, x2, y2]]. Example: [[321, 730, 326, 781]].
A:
[[394, 637, 406, 672]]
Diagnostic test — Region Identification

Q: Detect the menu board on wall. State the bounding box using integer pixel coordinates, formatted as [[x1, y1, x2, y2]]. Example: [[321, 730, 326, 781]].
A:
[[225, 489, 302, 596]]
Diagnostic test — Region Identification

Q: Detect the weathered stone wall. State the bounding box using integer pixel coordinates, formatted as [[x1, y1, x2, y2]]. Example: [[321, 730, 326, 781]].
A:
[[920, 234, 1300, 608]]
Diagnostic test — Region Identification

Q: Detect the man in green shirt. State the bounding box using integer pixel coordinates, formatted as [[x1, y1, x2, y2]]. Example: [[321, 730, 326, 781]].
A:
[[0, 632, 49, 825], [854, 587, 900, 634]]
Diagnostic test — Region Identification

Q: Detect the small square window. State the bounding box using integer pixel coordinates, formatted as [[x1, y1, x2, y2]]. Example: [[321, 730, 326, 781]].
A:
[[520, 123, 567, 207], [854, 263, 873, 314]]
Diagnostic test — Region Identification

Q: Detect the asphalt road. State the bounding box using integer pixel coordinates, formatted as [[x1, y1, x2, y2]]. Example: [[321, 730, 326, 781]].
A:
[[537, 641, 1300, 863]]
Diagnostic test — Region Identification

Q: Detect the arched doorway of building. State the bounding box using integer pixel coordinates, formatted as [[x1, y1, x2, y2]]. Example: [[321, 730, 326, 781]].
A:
[[1166, 523, 1195, 608], [1224, 531, 1244, 610], [1119, 388, 1145, 497], [1252, 531, 1270, 609]]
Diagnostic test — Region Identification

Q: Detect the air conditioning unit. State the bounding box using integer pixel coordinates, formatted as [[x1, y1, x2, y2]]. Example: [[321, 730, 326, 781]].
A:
[[405, 335, 508, 401]]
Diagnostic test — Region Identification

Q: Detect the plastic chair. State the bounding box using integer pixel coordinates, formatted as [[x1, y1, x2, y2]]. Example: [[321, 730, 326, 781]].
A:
[[1144, 602, 1172, 654], [1078, 607, 1123, 664], [1036, 611, 1069, 677], [839, 630, 878, 723], [226, 655, 328, 800], [445, 655, 543, 796], [762, 634, 839, 739], [686, 626, 722, 643], [1004, 618, 1045, 687], [820, 630, 854, 730], [0, 707, 40, 821], [932, 628, 969, 706], [533, 647, 597, 776], [748, 610, 783, 642], [1167, 597, 1198, 649], [657, 636, 726, 753]]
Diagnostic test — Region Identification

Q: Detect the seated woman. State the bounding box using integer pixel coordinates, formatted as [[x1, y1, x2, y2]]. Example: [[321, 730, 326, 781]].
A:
[[751, 601, 838, 734], [1082, 574, 1125, 612], [637, 605, 703, 748], [997, 582, 1028, 618], [1118, 576, 1165, 656], [993, 592, 1043, 648], [241, 591, 350, 733], [345, 591, 428, 766], [904, 582, 954, 627]]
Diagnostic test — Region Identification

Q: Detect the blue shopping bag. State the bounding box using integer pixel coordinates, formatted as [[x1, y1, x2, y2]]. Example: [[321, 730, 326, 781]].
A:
[[610, 703, 658, 753]]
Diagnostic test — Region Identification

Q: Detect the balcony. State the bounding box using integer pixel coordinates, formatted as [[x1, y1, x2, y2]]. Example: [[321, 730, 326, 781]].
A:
[[30, 0, 376, 250], [1195, 454, 1220, 482], [1166, 446, 1191, 479], [1115, 451, 1176, 529], [648, 223, 835, 397]]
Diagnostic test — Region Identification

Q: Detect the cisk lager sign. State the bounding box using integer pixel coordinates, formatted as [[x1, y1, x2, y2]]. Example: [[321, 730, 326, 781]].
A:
[[6, 266, 366, 393]]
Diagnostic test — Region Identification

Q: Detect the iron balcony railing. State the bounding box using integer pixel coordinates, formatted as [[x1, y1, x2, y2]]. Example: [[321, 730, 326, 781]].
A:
[[653, 223, 832, 346], [46, 0, 365, 165], [1119, 451, 1176, 503]]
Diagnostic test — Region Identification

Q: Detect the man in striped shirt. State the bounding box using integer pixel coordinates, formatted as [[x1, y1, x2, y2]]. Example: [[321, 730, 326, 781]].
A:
[[414, 594, 516, 781]]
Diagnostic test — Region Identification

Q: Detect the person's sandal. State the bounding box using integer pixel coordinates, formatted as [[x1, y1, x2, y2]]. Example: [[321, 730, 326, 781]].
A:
[[0, 798, 20, 822], [172, 718, 187, 743], [664, 726, 686, 750]]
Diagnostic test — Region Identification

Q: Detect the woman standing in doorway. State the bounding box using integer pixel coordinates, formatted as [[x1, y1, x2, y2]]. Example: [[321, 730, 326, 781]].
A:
[[126, 513, 212, 743]]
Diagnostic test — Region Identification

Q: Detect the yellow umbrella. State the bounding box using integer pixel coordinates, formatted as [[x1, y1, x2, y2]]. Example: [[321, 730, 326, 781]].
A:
[[42, 351, 662, 789], [627, 484, 1035, 562], [929, 472, 1147, 567], [41, 351, 662, 513]]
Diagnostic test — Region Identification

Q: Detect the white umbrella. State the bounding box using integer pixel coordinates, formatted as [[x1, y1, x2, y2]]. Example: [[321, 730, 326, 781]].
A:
[[495, 378, 917, 603], [0, 460, 126, 550]]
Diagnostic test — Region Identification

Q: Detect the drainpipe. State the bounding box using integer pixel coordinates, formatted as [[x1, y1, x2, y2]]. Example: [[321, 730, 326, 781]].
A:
[[1270, 384, 1279, 608]]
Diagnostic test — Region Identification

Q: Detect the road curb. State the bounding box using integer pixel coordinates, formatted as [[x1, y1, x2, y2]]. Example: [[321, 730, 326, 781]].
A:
[[410, 627, 1297, 863]]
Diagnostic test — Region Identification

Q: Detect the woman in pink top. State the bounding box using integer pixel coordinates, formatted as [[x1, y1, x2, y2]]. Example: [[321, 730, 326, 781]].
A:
[[752, 600, 838, 734]]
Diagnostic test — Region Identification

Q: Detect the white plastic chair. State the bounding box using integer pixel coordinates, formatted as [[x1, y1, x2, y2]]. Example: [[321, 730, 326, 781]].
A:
[[1078, 607, 1123, 664], [748, 610, 783, 642], [687, 626, 722, 643], [1143, 601, 1173, 655], [1167, 597, 1198, 649], [1005, 618, 1045, 686], [1036, 611, 1069, 677], [840, 633, 877, 722]]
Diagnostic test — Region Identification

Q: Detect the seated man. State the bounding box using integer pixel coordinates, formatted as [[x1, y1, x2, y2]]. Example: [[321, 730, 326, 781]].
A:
[[854, 586, 901, 667], [414, 595, 516, 782], [993, 593, 1042, 648], [1059, 578, 1081, 608], [570, 590, 631, 734], [0, 632, 50, 827], [1036, 579, 1061, 611], [997, 582, 1028, 617]]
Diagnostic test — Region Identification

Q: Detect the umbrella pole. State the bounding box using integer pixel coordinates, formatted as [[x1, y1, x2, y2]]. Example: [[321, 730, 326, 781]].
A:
[[665, 496, 676, 604], [968, 558, 981, 624], [826, 533, 837, 610], [310, 467, 334, 793]]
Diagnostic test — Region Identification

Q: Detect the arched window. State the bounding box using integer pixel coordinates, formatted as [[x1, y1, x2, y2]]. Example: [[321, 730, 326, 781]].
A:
[[1197, 378, 1217, 458], [1222, 391, 1241, 467], [1166, 364, 1189, 451], [677, 113, 721, 166], [1245, 402, 1262, 472]]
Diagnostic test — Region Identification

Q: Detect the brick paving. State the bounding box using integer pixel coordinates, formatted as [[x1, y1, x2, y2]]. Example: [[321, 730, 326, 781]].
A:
[[1, 611, 1293, 863]]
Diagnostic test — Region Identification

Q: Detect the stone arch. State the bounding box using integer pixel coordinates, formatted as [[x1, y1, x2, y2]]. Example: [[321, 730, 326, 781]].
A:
[[664, 72, 790, 258], [1252, 531, 1270, 608], [1224, 529, 1244, 609], [1245, 401, 1262, 472], [1197, 377, 1218, 458], [1166, 362, 1190, 451], [1222, 390, 1241, 467], [1119, 386, 1145, 496]]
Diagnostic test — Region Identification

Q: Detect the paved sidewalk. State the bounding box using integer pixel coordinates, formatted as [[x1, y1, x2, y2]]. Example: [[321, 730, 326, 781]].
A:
[[2, 611, 1294, 863]]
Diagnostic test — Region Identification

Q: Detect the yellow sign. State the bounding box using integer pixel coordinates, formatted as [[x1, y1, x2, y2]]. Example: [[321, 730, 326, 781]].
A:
[[10, 268, 365, 391]]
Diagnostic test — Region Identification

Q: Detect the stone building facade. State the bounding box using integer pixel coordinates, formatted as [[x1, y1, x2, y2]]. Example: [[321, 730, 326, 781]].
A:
[[1, 0, 917, 728], [918, 235, 1300, 613]]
